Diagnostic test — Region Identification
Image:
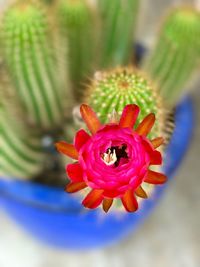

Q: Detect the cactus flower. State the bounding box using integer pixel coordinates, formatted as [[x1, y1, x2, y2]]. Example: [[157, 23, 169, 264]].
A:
[[56, 104, 167, 213]]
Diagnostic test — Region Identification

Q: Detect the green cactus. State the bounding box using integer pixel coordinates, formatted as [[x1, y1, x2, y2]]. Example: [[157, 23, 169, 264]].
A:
[[142, 6, 200, 106], [1, 2, 70, 130], [0, 73, 45, 180], [85, 68, 165, 139], [57, 0, 98, 101], [98, 0, 139, 68]]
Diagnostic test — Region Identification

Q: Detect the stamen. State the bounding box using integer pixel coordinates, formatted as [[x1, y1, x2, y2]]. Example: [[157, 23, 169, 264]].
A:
[[102, 149, 117, 165], [101, 144, 128, 167]]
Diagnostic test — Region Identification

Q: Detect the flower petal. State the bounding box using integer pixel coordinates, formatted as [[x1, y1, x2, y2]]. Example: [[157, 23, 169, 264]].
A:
[[65, 182, 87, 193], [136, 113, 155, 136], [151, 137, 164, 149], [135, 186, 148, 198], [66, 163, 84, 182], [74, 129, 91, 151], [142, 139, 162, 165], [150, 151, 162, 165], [144, 170, 167, 184], [121, 189, 138, 212], [102, 198, 113, 213], [80, 104, 101, 135], [119, 104, 140, 129], [82, 189, 104, 209], [55, 141, 78, 160]]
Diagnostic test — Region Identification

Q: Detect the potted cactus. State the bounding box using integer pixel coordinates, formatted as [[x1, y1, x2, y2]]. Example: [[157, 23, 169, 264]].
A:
[[0, 0, 197, 249]]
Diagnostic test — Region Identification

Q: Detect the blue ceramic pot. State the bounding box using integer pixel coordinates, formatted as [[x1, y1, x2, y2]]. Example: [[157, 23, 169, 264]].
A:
[[0, 96, 194, 250]]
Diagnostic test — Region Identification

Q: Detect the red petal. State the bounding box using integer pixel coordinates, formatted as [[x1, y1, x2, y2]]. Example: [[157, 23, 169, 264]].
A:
[[151, 137, 164, 149], [66, 163, 84, 182], [65, 182, 87, 193], [55, 141, 78, 160], [150, 151, 162, 165], [74, 129, 91, 151], [144, 170, 167, 184], [82, 189, 104, 209], [135, 186, 148, 199], [80, 104, 101, 135], [136, 113, 155, 136], [142, 139, 162, 165], [102, 198, 113, 213], [121, 189, 138, 212], [119, 104, 140, 129]]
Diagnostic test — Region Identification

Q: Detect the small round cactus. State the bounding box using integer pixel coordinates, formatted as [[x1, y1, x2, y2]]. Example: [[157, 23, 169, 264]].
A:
[[143, 6, 200, 106], [85, 68, 165, 140], [1, 1, 70, 130]]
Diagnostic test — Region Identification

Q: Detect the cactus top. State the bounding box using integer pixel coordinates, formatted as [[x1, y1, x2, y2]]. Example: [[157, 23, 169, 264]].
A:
[[3, 4, 45, 25], [86, 68, 164, 139], [161, 6, 200, 45], [58, 0, 92, 27]]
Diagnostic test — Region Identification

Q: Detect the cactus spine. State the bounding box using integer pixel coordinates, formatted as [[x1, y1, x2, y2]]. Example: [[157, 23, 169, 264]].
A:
[[57, 0, 97, 101], [143, 7, 200, 106], [98, 0, 139, 68], [1, 2, 69, 130], [85, 68, 165, 139]]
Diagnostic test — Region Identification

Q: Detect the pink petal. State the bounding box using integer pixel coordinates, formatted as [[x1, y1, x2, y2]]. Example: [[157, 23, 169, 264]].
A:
[[74, 129, 91, 151], [82, 189, 104, 209], [144, 170, 167, 184], [80, 104, 101, 135], [121, 189, 138, 212], [55, 141, 78, 160], [66, 163, 84, 182], [136, 113, 155, 136], [119, 104, 140, 129], [65, 182, 87, 193]]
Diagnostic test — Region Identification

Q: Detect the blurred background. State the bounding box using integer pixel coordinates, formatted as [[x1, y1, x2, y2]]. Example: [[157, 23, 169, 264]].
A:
[[0, 0, 199, 266]]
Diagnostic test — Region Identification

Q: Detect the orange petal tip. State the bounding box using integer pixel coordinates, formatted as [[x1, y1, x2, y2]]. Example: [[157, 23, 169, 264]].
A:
[[65, 182, 87, 193], [119, 104, 140, 129], [102, 198, 113, 213], [80, 104, 101, 135], [55, 141, 78, 160], [136, 113, 155, 136]]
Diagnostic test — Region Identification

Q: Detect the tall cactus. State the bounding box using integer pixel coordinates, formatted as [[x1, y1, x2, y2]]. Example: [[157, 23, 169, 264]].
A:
[[98, 0, 139, 68], [0, 71, 45, 180], [85, 68, 165, 140], [57, 0, 98, 101], [142, 6, 200, 106], [1, 1, 70, 130]]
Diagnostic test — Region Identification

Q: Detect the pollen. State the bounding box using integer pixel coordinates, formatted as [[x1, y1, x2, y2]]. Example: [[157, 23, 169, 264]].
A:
[[102, 149, 117, 166]]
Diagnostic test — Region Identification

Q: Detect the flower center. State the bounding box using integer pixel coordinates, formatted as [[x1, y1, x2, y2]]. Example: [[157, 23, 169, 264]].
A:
[[102, 144, 128, 167]]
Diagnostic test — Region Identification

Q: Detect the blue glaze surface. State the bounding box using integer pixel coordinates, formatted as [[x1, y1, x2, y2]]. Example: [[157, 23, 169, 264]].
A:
[[0, 96, 194, 250]]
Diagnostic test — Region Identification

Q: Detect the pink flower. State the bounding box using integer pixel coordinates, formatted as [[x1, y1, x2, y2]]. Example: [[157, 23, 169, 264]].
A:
[[56, 104, 167, 213]]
